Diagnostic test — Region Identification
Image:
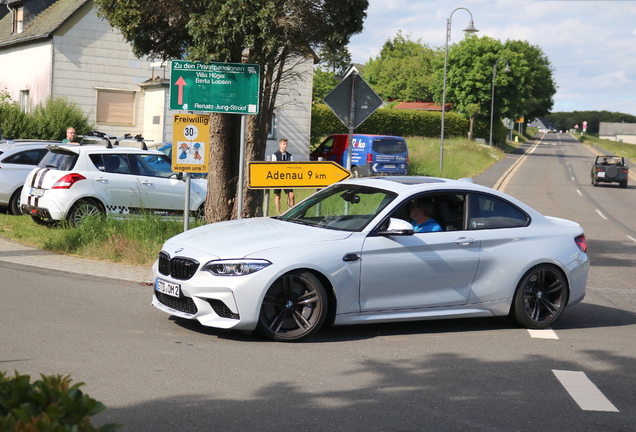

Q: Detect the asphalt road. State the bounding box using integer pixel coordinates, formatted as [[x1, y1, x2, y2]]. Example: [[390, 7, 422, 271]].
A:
[[1, 133, 635, 431]]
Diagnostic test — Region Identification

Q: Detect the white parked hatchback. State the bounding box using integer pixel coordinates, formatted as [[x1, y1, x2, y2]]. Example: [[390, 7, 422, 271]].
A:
[[21, 142, 207, 226]]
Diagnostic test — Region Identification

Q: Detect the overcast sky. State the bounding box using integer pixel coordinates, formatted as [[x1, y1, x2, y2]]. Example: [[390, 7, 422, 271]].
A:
[[347, 0, 636, 116]]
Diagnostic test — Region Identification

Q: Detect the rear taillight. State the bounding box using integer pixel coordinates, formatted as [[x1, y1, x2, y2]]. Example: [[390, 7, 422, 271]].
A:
[[52, 173, 86, 189], [575, 234, 587, 253], [366, 153, 373, 163]]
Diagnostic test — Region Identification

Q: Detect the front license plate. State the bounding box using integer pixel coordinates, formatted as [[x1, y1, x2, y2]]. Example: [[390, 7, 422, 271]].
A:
[[30, 187, 45, 197], [597, 172, 605, 178], [383, 164, 396, 169], [156, 278, 181, 298]]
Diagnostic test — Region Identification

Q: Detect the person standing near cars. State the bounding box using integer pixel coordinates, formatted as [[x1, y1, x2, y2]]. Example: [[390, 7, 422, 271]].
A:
[[271, 138, 295, 214], [62, 127, 78, 143]]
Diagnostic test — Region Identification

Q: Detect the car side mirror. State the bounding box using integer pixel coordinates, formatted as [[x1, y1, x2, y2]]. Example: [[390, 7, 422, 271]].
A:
[[378, 218, 414, 236]]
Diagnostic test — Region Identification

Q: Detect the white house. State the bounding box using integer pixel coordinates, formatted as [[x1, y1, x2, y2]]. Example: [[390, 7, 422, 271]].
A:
[[0, 0, 314, 159], [599, 122, 636, 145]]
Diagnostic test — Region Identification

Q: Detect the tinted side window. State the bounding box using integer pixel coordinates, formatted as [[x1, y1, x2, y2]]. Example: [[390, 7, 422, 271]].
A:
[[134, 154, 174, 178], [468, 194, 529, 230], [2, 148, 47, 165], [381, 193, 466, 232], [371, 138, 407, 155]]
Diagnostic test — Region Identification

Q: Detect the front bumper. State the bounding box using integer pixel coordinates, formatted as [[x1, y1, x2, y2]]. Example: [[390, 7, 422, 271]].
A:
[[151, 260, 282, 331]]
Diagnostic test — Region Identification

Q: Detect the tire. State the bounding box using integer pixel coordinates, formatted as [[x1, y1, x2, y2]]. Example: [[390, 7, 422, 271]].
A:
[[605, 166, 618, 179], [9, 188, 23, 215], [190, 204, 205, 222], [621, 180, 628, 188], [593, 177, 599, 187], [67, 200, 104, 227], [351, 166, 359, 178], [510, 265, 568, 329], [257, 271, 328, 342]]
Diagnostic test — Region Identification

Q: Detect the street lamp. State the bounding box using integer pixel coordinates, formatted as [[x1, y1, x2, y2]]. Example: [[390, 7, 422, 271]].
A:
[[440, 7, 478, 173], [489, 58, 511, 147]]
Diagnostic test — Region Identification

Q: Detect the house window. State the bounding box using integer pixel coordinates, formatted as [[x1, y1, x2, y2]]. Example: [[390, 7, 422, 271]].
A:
[[267, 112, 276, 139], [96, 90, 135, 125], [20, 90, 29, 113], [14, 7, 23, 33]]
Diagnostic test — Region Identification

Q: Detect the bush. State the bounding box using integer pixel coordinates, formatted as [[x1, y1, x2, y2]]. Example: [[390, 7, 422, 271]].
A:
[[0, 96, 92, 140], [311, 103, 507, 146], [0, 371, 121, 431]]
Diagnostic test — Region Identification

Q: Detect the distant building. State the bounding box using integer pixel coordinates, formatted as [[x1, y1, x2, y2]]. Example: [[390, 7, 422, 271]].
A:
[[599, 122, 636, 145], [528, 118, 556, 133]]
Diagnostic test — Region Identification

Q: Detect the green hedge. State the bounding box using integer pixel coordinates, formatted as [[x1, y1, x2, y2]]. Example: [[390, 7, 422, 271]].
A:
[[0, 97, 92, 140], [0, 371, 120, 431], [311, 103, 507, 146]]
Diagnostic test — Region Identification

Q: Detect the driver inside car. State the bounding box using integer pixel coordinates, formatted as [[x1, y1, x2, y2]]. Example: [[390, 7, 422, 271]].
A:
[[409, 198, 442, 233]]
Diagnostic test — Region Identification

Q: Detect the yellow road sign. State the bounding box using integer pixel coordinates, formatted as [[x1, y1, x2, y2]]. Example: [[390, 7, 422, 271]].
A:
[[248, 161, 351, 189], [172, 113, 209, 173]]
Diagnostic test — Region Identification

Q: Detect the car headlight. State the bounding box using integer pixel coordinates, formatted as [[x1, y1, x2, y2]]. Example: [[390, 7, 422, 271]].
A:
[[202, 259, 272, 276]]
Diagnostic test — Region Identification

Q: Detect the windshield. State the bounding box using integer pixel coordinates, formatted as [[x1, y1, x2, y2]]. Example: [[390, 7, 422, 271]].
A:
[[280, 184, 397, 231]]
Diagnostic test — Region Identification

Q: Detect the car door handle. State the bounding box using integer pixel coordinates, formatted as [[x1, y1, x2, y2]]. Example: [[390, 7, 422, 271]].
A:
[[454, 237, 476, 245], [95, 177, 108, 183], [141, 180, 153, 186]]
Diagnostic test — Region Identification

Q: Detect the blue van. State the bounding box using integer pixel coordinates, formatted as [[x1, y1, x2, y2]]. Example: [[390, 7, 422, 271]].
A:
[[310, 134, 408, 177]]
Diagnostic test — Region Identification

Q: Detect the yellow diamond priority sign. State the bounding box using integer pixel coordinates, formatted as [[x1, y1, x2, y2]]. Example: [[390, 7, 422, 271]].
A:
[[248, 161, 351, 189]]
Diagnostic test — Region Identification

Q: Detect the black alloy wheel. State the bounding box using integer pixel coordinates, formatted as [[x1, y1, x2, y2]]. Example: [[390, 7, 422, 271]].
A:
[[257, 271, 328, 342], [9, 187, 23, 215], [510, 265, 568, 329]]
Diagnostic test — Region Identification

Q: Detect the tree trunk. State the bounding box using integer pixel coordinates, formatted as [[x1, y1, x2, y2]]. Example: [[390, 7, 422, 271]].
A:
[[468, 116, 475, 141], [205, 112, 241, 223]]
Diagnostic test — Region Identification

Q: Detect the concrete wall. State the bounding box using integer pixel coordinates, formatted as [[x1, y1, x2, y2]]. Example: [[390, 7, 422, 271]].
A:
[[0, 40, 52, 108], [51, 0, 156, 137], [264, 57, 314, 161]]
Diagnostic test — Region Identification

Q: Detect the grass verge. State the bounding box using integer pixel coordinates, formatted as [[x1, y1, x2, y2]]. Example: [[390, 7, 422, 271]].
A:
[[574, 133, 636, 160]]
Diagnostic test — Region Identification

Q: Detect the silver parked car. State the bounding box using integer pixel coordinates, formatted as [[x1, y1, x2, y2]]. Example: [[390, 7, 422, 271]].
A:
[[0, 140, 58, 214], [152, 176, 589, 342]]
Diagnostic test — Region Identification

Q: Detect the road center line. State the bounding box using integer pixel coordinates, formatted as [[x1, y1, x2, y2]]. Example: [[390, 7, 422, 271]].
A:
[[595, 209, 608, 220], [552, 370, 619, 412], [576, 189, 582, 196], [627, 235, 636, 243], [528, 328, 559, 339], [571, 176, 575, 181]]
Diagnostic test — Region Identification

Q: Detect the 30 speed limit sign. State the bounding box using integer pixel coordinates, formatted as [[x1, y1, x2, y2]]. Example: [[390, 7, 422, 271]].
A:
[[172, 113, 209, 173]]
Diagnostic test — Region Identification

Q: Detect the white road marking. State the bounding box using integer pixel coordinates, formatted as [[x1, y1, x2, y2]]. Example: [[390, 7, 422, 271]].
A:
[[627, 235, 636, 243], [576, 189, 582, 196], [528, 328, 559, 339], [571, 176, 575, 181], [595, 209, 608, 220], [552, 370, 619, 412]]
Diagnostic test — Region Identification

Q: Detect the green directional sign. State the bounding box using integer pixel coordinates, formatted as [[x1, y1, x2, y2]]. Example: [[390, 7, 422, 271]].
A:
[[170, 60, 260, 114]]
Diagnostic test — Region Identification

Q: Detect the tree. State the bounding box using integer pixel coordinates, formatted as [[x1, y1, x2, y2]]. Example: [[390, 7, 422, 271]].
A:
[[362, 31, 437, 101], [430, 36, 555, 143], [312, 67, 338, 103], [319, 45, 352, 77], [546, 110, 636, 134], [95, 0, 368, 222], [503, 40, 555, 120]]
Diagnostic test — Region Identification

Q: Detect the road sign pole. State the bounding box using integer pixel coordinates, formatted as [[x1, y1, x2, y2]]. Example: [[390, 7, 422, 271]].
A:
[[184, 172, 191, 231], [346, 72, 357, 173], [237, 115, 247, 219]]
